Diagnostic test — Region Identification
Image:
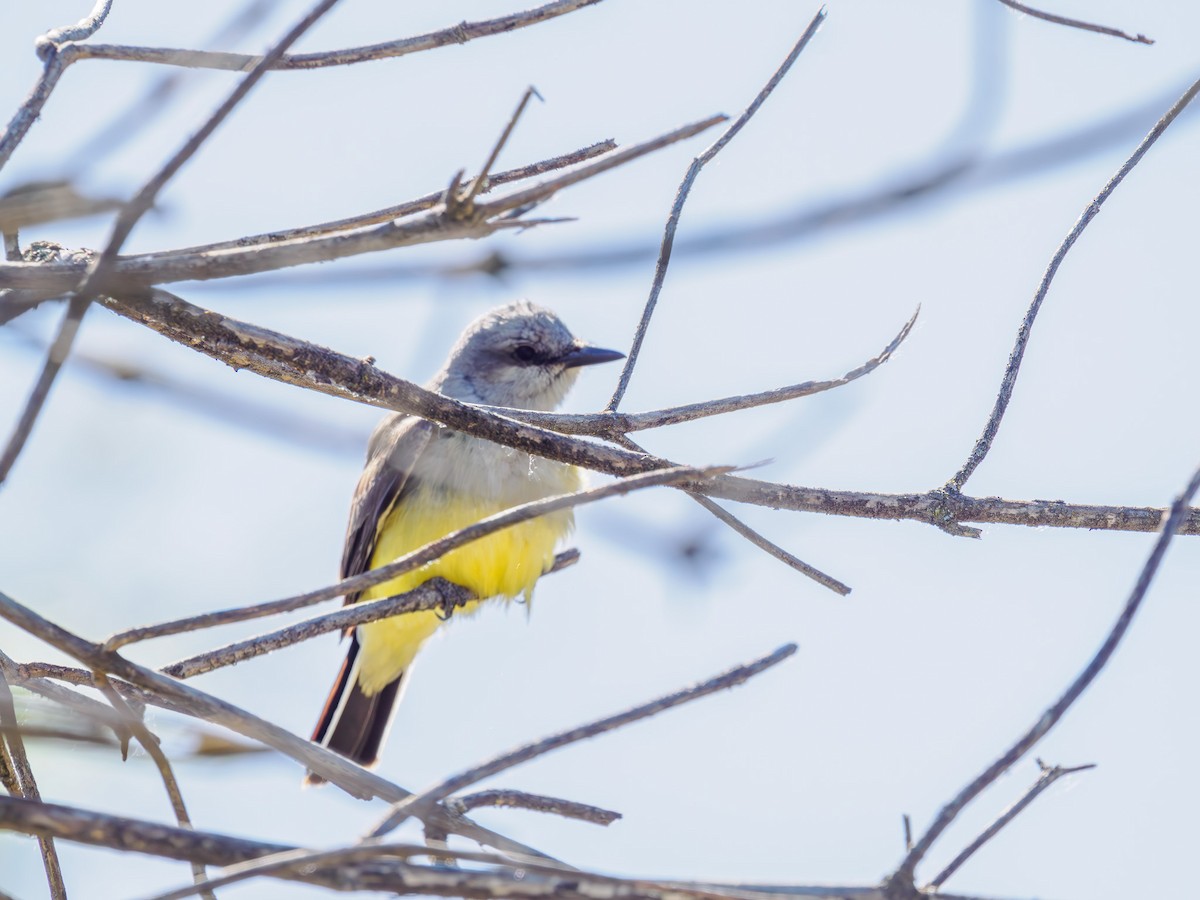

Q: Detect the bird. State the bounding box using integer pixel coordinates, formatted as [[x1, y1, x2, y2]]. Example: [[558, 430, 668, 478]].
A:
[[306, 301, 623, 782]]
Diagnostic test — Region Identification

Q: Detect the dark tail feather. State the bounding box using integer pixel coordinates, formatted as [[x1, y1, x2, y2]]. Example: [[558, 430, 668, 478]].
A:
[[305, 636, 404, 786]]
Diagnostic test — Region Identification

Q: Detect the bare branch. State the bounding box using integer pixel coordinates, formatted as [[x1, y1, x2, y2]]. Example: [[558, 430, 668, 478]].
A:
[[369, 643, 797, 837], [995, 0, 1153, 45], [136, 139, 616, 260], [947, 73, 1200, 492], [447, 789, 622, 826], [110, 466, 712, 653], [689, 494, 850, 595], [926, 760, 1096, 890], [457, 87, 543, 215], [0, 118, 722, 291], [69, 0, 608, 72], [891, 463, 1200, 885], [0, 669, 65, 899], [92, 286, 1200, 537], [607, 8, 825, 410]]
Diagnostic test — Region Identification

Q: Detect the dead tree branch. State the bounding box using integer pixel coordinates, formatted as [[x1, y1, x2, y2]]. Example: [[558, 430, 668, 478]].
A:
[[994, 0, 1152, 45], [83, 286, 1200, 537], [947, 73, 1200, 492]]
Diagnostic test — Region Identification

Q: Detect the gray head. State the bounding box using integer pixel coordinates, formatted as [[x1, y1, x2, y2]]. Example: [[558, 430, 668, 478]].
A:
[[433, 301, 624, 410]]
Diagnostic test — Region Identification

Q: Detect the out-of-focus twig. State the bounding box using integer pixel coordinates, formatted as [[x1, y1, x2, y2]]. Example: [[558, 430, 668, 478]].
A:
[[0, 0, 346, 487], [136, 139, 615, 260]]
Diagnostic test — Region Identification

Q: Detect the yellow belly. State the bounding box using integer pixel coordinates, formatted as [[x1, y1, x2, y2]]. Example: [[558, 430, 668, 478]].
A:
[[355, 484, 574, 694]]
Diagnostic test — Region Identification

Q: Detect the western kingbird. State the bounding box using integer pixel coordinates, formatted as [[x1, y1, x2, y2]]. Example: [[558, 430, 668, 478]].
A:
[[307, 301, 623, 780]]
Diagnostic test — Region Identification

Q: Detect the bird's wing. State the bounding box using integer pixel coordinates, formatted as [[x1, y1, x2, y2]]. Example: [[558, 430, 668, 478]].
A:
[[340, 413, 435, 603]]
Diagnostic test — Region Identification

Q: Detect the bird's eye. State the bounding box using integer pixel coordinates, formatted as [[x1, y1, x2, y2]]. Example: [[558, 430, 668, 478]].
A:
[[512, 345, 537, 363]]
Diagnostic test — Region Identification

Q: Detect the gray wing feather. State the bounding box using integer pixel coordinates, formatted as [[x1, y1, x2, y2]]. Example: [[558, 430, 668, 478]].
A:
[[340, 413, 435, 602]]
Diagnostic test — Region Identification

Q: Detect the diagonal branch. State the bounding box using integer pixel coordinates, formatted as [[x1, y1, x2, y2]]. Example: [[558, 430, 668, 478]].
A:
[[925, 760, 1096, 890], [890, 462, 1200, 887], [607, 8, 826, 410], [946, 73, 1200, 492], [70, 0, 608, 72]]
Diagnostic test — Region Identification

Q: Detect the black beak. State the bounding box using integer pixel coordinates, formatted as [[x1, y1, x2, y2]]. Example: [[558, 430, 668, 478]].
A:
[[559, 343, 625, 369]]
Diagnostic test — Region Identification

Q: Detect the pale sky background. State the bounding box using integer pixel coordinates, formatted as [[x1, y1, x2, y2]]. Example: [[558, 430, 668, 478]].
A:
[[2, 1, 1200, 898]]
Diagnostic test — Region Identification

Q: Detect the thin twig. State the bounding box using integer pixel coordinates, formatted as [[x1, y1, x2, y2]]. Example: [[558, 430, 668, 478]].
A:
[[135, 140, 615, 260], [995, 0, 1152, 45], [0, 295, 89, 485], [447, 789, 621, 826], [925, 760, 1096, 890], [523, 307, 917, 437], [690, 494, 850, 595], [457, 86, 542, 215], [607, 8, 826, 411], [70, 0, 608, 72], [947, 73, 1200, 492], [891, 463, 1200, 885], [92, 674, 214, 898], [613, 432, 850, 593], [109, 465, 715, 652], [0, 669, 66, 900], [369, 643, 797, 837]]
